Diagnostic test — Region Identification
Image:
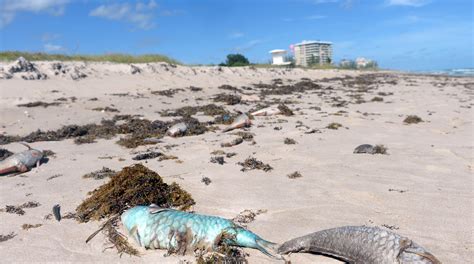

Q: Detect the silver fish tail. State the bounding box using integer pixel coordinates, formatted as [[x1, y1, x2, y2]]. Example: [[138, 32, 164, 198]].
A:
[[278, 226, 441, 264]]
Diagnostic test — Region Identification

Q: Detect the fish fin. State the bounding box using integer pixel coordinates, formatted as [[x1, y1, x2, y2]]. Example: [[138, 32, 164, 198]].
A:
[[18, 164, 28, 173], [19, 142, 32, 150], [403, 246, 442, 264], [255, 238, 283, 260], [148, 204, 173, 214], [129, 226, 143, 247]]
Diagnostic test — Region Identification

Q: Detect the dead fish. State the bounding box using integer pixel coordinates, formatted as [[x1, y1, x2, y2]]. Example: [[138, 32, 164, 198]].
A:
[[0, 143, 43, 176], [251, 107, 281, 116], [121, 204, 281, 258], [167, 122, 187, 137], [222, 114, 251, 132], [353, 144, 376, 154], [278, 225, 441, 264]]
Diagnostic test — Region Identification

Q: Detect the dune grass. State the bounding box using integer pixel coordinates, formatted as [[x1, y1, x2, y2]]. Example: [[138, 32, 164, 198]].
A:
[[0, 51, 180, 64]]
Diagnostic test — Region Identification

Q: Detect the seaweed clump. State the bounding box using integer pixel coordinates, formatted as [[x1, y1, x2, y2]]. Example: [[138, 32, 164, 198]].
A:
[[82, 167, 117, 180], [326, 122, 343, 130], [278, 104, 294, 116], [17, 101, 61, 108], [76, 164, 195, 222], [160, 104, 227, 117], [0, 232, 16, 242], [238, 157, 273, 172], [404, 115, 423, 124], [213, 93, 242, 105], [196, 245, 248, 264]]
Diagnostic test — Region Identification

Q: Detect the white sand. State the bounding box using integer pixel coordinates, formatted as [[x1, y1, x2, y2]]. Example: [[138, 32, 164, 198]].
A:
[[0, 61, 472, 263]]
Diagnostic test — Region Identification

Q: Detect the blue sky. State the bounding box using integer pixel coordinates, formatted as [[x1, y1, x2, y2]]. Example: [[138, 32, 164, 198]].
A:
[[0, 0, 472, 70]]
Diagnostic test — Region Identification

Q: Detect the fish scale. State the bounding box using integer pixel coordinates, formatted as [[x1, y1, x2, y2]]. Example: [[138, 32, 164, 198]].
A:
[[121, 205, 280, 257]]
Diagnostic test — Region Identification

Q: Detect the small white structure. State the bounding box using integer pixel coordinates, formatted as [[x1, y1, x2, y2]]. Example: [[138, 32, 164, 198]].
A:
[[355, 57, 371, 68], [269, 49, 291, 65]]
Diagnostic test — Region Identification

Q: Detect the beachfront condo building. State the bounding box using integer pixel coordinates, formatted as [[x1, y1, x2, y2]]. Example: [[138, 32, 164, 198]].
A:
[[293, 40, 333, 67]]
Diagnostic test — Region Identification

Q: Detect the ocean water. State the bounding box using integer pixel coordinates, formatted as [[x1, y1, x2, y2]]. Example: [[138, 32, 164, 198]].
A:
[[414, 68, 474, 77]]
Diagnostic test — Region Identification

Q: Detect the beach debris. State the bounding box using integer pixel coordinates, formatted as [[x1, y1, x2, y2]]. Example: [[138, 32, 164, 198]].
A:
[[17, 101, 61, 108], [326, 122, 343, 130], [82, 167, 116, 180], [255, 80, 322, 97], [277, 104, 294, 116], [53, 204, 61, 221], [304, 129, 321, 134], [226, 152, 237, 158], [404, 115, 424, 124], [0, 115, 206, 148], [284, 138, 297, 145], [167, 122, 188, 137], [92, 106, 119, 113], [213, 93, 242, 105], [211, 150, 225, 155], [76, 164, 195, 222], [388, 188, 408, 193], [130, 65, 141, 74], [201, 177, 212, 185], [160, 104, 227, 117], [46, 174, 62, 181], [121, 205, 281, 258], [7, 57, 47, 80], [189, 86, 203, 92], [0, 232, 16, 242], [353, 144, 388, 154], [196, 245, 248, 264], [232, 209, 267, 228], [151, 88, 185, 97], [233, 131, 254, 141], [210, 156, 225, 165], [0, 201, 41, 215], [22, 223, 42, 230], [132, 151, 162, 161], [0, 149, 13, 161], [70, 67, 87, 80], [287, 171, 302, 179], [42, 149, 56, 158], [238, 157, 273, 172], [381, 224, 399, 230], [278, 226, 441, 264], [218, 84, 242, 93], [221, 137, 243, 147], [222, 114, 251, 132], [0, 143, 43, 176]]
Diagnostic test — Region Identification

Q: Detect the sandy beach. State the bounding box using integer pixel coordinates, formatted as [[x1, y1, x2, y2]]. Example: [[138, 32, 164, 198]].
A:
[[0, 59, 472, 263]]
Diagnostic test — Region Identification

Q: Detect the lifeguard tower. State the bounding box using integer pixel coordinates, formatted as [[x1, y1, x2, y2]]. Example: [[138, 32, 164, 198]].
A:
[[269, 49, 291, 65]]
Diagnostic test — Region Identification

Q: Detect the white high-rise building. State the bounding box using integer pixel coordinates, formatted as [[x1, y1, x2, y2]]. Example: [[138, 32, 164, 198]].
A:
[[293, 40, 333, 67]]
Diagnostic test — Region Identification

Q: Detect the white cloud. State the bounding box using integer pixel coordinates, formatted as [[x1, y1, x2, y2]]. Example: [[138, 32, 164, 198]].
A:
[[44, 43, 64, 52], [89, 0, 158, 30], [387, 0, 430, 7], [228, 32, 244, 39], [0, 0, 70, 28]]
